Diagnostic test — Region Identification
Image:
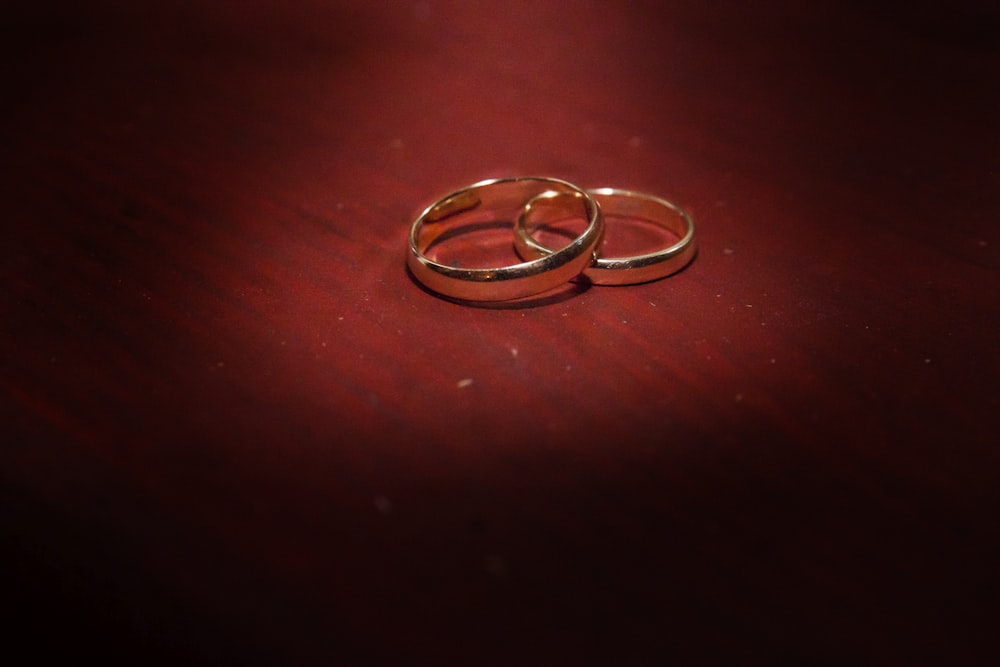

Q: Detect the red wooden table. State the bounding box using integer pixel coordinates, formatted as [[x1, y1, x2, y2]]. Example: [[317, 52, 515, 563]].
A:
[[3, 1, 998, 663]]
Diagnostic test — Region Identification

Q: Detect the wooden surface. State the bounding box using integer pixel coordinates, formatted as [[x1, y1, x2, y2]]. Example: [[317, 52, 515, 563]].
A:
[[3, 1, 999, 663]]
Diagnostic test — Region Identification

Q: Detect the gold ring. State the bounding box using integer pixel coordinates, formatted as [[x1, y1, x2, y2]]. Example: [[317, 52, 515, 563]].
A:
[[514, 187, 696, 285], [407, 177, 604, 301]]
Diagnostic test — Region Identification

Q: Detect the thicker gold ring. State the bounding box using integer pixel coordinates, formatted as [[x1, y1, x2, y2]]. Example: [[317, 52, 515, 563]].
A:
[[407, 177, 604, 301], [514, 187, 696, 285]]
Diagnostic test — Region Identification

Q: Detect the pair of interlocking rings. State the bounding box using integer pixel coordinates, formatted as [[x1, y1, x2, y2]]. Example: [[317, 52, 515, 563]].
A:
[[407, 176, 696, 302]]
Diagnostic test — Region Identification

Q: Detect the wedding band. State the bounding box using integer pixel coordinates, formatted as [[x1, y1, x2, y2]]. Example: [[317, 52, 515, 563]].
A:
[[514, 187, 696, 285], [407, 177, 604, 301]]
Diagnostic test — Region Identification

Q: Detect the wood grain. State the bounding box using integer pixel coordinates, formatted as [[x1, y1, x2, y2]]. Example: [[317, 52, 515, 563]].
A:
[[3, 1, 999, 663]]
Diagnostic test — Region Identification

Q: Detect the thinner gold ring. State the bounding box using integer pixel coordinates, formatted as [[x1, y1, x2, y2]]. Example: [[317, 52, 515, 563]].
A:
[[514, 187, 696, 285], [407, 177, 604, 301]]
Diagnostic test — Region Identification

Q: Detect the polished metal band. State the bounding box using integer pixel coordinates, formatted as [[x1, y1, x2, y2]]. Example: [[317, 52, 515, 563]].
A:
[[408, 177, 604, 301], [514, 187, 696, 285]]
